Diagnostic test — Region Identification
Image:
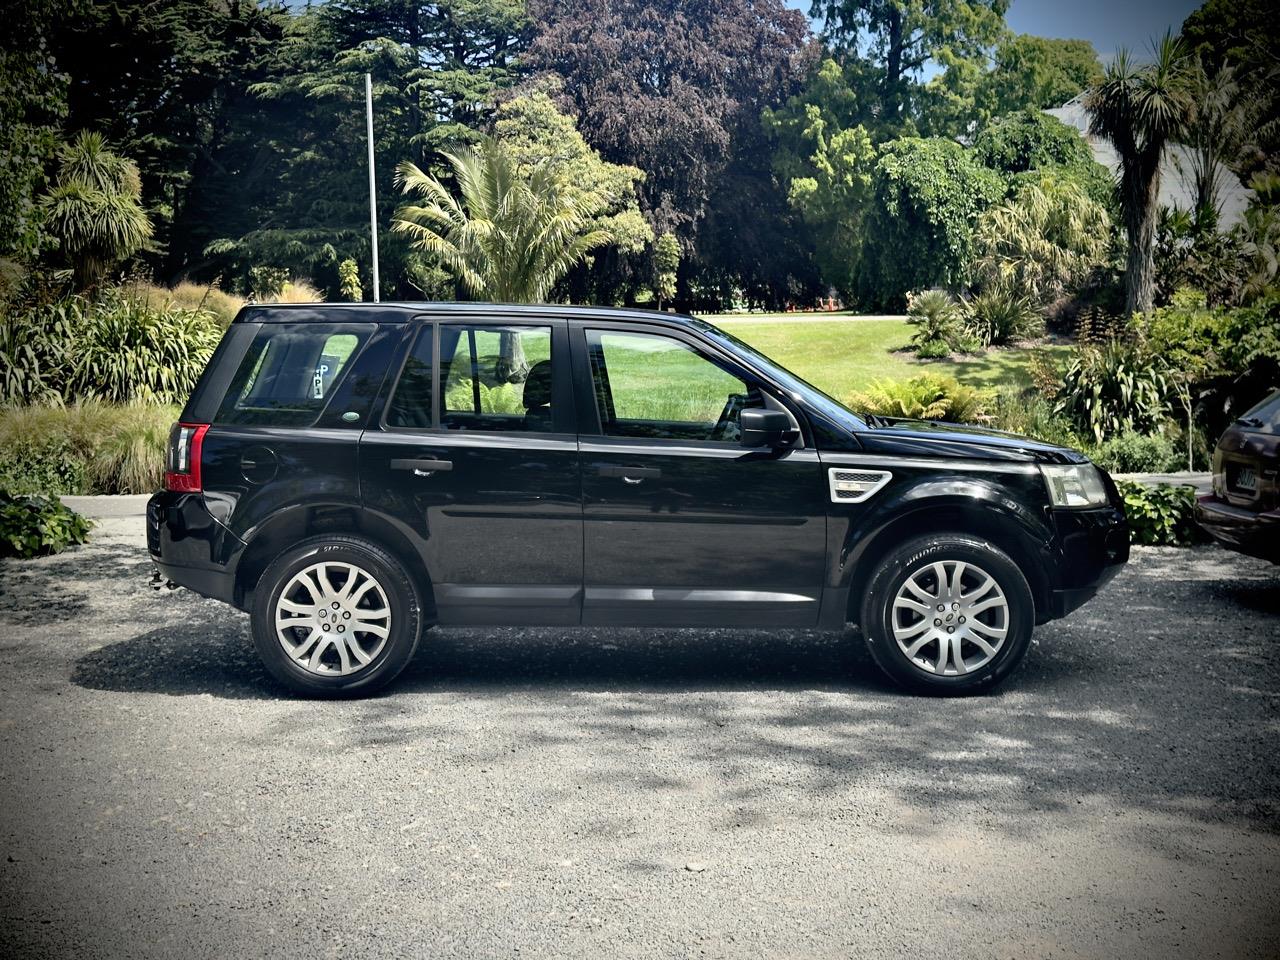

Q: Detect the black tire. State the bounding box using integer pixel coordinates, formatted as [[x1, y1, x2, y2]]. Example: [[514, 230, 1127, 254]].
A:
[[860, 533, 1034, 696], [250, 535, 424, 698]]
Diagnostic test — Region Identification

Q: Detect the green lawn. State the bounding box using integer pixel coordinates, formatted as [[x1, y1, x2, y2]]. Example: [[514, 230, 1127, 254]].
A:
[[713, 315, 1066, 401]]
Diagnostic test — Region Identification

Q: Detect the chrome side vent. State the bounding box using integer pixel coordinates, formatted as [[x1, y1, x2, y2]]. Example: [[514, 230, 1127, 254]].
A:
[[828, 467, 892, 503]]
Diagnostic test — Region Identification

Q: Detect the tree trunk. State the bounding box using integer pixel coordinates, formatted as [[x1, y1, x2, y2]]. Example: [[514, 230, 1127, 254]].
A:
[[496, 332, 529, 383], [1121, 148, 1163, 318], [885, 8, 903, 123]]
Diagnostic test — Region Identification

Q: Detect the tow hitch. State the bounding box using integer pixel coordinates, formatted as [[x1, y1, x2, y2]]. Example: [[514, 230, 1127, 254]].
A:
[[149, 566, 179, 592]]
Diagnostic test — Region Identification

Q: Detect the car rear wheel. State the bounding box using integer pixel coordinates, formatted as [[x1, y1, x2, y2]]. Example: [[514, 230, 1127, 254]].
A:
[[250, 536, 423, 697], [860, 534, 1034, 695]]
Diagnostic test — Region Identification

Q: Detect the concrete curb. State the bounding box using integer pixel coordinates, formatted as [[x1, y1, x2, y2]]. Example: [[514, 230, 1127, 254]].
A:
[[60, 495, 151, 519]]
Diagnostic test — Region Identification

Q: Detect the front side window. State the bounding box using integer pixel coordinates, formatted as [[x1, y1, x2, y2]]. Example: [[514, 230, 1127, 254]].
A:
[[586, 330, 760, 441], [217, 324, 370, 426]]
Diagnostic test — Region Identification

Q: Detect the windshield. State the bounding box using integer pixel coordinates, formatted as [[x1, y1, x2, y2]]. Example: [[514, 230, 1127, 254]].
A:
[[691, 317, 865, 432]]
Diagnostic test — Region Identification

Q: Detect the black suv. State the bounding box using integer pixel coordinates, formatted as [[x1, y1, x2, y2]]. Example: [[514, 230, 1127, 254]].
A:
[[148, 303, 1128, 697]]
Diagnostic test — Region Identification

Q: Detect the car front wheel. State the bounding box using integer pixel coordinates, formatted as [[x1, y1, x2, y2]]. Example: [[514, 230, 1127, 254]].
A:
[[860, 534, 1034, 695], [250, 535, 423, 697]]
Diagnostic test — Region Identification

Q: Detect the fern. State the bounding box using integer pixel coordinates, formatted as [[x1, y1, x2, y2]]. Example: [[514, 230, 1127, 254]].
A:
[[846, 374, 990, 423]]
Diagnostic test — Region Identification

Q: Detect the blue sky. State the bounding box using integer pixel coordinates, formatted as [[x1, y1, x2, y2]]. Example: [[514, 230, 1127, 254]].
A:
[[784, 0, 1203, 61]]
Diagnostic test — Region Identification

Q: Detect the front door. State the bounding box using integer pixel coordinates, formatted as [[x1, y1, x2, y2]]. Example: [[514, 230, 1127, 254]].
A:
[[573, 325, 827, 627], [360, 319, 583, 625]]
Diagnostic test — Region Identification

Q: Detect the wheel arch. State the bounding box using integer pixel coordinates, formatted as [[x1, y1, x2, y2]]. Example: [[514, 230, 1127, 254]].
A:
[[232, 503, 435, 618], [841, 494, 1054, 627]]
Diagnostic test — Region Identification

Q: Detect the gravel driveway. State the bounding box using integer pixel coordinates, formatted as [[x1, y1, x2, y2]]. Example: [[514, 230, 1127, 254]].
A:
[[2, 518, 1278, 959]]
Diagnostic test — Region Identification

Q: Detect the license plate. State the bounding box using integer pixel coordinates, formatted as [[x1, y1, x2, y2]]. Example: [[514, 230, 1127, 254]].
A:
[[1234, 466, 1257, 492]]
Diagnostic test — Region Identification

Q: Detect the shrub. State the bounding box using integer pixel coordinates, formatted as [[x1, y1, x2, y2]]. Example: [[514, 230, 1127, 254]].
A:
[[974, 110, 1099, 177], [847, 373, 990, 423], [1088, 430, 1183, 473], [338, 259, 362, 302], [443, 379, 524, 415], [249, 265, 289, 299], [89, 412, 172, 493], [962, 288, 1043, 346], [906, 288, 964, 355], [915, 338, 950, 359], [0, 290, 79, 405], [989, 388, 1084, 449], [1154, 212, 1248, 307], [123, 280, 243, 327], [1055, 337, 1170, 444], [66, 290, 223, 403], [857, 138, 1005, 308], [0, 288, 222, 406], [0, 402, 179, 495], [0, 436, 88, 496], [972, 110, 1115, 211], [267, 279, 323, 303], [1218, 295, 1280, 414], [1114, 481, 1201, 546], [973, 176, 1112, 307], [0, 491, 92, 559], [1137, 291, 1280, 442]]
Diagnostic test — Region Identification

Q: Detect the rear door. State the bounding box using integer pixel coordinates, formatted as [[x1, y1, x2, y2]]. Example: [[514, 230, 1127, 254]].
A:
[[359, 317, 583, 625], [198, 320, 394, 542], [572, 323, 828, 627]]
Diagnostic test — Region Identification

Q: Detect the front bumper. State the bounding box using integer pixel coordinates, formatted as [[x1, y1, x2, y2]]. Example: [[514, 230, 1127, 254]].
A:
[[146, 491, 244, 604], [1195, 495, 1280, 563], [1045, 504, 1130, 620]]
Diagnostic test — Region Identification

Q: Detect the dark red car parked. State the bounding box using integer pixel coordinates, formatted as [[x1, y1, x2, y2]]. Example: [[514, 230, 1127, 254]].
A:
[[1196, 389, 1280, 563]]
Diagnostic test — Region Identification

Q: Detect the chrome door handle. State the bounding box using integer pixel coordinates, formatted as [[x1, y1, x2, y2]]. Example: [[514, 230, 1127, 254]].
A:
[[598, 464, 660, 481], [391, 458, 453, 476]]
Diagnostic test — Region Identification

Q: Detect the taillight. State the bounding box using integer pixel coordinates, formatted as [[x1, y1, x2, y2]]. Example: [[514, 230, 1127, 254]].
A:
[[165, 423, 210, 492]]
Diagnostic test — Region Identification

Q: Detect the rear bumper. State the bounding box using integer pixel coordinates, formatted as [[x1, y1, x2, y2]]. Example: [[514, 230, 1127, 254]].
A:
[[1195, 495, 1280, 563], [146, 491, 244, 604], [1045, 505, 1130, 620]]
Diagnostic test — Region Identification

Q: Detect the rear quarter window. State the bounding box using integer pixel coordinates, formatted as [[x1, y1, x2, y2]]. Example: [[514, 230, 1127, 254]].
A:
[[215, 323, 373, 426]]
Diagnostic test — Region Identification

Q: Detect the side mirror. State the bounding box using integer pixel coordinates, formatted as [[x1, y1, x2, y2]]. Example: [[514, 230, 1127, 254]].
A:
[[740, 408, 796, 448]]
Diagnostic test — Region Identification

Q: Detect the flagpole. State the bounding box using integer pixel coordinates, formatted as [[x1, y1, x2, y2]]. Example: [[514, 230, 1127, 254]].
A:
[[365, 72, 380, 302]]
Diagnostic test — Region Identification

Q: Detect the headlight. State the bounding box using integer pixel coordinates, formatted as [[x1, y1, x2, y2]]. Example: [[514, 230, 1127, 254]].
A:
[[1040, 463, 1108, 508]]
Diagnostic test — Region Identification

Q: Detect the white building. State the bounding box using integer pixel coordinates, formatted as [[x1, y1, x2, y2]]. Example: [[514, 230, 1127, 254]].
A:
[[1046, 92, 1254, 226]]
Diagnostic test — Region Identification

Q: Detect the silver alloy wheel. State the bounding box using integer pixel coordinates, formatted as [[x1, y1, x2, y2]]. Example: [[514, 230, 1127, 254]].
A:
[[890, 560, 1009, 677], [274, 561, 392, 676]]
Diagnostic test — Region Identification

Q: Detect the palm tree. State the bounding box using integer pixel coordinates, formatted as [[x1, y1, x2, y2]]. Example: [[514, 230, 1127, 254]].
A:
[[1239, 173, 1280, 299], [391, 139, 616, 304], [1086, 34, 1192, 317], [41, 131, 152, 289], [974, 175, 1113, 305]]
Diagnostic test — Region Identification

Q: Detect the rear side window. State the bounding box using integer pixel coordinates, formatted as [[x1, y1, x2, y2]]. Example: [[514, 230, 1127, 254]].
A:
[[216, 323, 372, 426], [441, 324, 554, 432], [384, 323, 557, 432]]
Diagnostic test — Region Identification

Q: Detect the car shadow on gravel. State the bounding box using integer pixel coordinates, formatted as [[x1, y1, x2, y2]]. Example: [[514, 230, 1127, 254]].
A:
[[71, 620, 900, 700], [1225, 580, 1280, 614], [70, 617, 276, 700], [67, 589, 1280, 833]]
